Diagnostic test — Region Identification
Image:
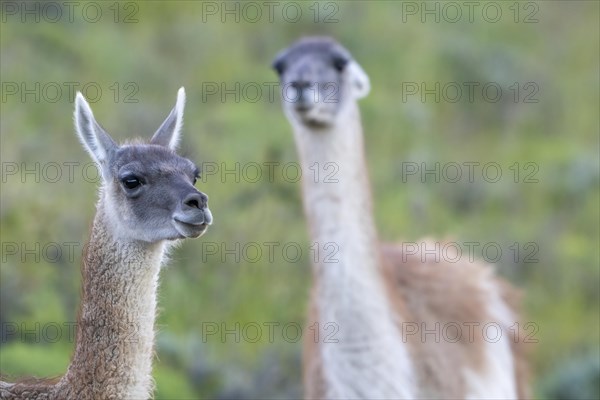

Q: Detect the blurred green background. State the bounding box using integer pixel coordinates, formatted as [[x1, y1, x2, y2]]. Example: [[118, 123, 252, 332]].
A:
[[1, 1, 598, 398]]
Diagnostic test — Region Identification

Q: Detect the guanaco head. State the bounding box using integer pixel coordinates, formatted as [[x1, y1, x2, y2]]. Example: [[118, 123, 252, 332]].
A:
[[74, 87, 212, 242], [272, 36, 370, 128]]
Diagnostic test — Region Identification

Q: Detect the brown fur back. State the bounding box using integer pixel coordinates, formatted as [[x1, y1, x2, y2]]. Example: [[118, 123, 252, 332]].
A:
[[382, 241, 530, 398], [0, 376, 59, 399], [303, 241, 530, 399]]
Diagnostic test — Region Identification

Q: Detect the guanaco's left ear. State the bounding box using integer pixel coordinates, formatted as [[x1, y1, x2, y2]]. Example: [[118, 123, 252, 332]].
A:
[[151, 87, 186, 150], [346, 61, 371, 99], [74, 92, 118, 180]]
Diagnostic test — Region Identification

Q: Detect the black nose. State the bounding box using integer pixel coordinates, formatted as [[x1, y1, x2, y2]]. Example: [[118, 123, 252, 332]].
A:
[[291, 80, 311, 91], [183, 192, 208, 209], [290, 81, 313, 105]]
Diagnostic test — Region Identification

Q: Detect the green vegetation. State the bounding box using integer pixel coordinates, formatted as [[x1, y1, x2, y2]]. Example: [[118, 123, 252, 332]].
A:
[[1, 1, 598, 398]]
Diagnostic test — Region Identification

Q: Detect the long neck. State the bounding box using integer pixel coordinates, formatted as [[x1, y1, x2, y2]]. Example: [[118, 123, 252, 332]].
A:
[[292, 103, 379, 263], [292, 103, 383, 296], [58, 206, 164, 399], [291, 104, 415, 398]]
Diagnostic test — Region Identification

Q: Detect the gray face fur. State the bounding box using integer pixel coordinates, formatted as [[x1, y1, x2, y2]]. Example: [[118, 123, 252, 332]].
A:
[[74, 88, 212, 243], [272, 37, 370, 128]]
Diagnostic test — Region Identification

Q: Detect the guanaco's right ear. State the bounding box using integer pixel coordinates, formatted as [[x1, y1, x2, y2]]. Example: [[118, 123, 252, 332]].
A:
[[150, 87, 186, 151], [74, 92, 117, 178], [346, 61, 371, 99]]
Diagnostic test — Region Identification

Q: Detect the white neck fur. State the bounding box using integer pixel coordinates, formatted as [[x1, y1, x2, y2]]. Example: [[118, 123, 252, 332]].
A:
[[290, 103, 416, 399]]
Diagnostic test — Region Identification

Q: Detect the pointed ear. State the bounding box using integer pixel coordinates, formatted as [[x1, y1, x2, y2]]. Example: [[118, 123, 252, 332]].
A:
[[74, 92, 117, 176], [150, 87, 185, 150], [346, 61, 371, 99]]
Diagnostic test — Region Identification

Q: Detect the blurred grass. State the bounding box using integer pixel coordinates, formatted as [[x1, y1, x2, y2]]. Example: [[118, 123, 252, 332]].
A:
[[1, 1, 599, 398]]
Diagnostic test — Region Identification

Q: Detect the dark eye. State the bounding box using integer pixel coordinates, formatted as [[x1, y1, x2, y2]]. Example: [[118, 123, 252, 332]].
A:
[[273, 59, 285, 75], [332, 55, 349, 72], [193, 176, 198, 185], [122, 176, 142, 190]]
